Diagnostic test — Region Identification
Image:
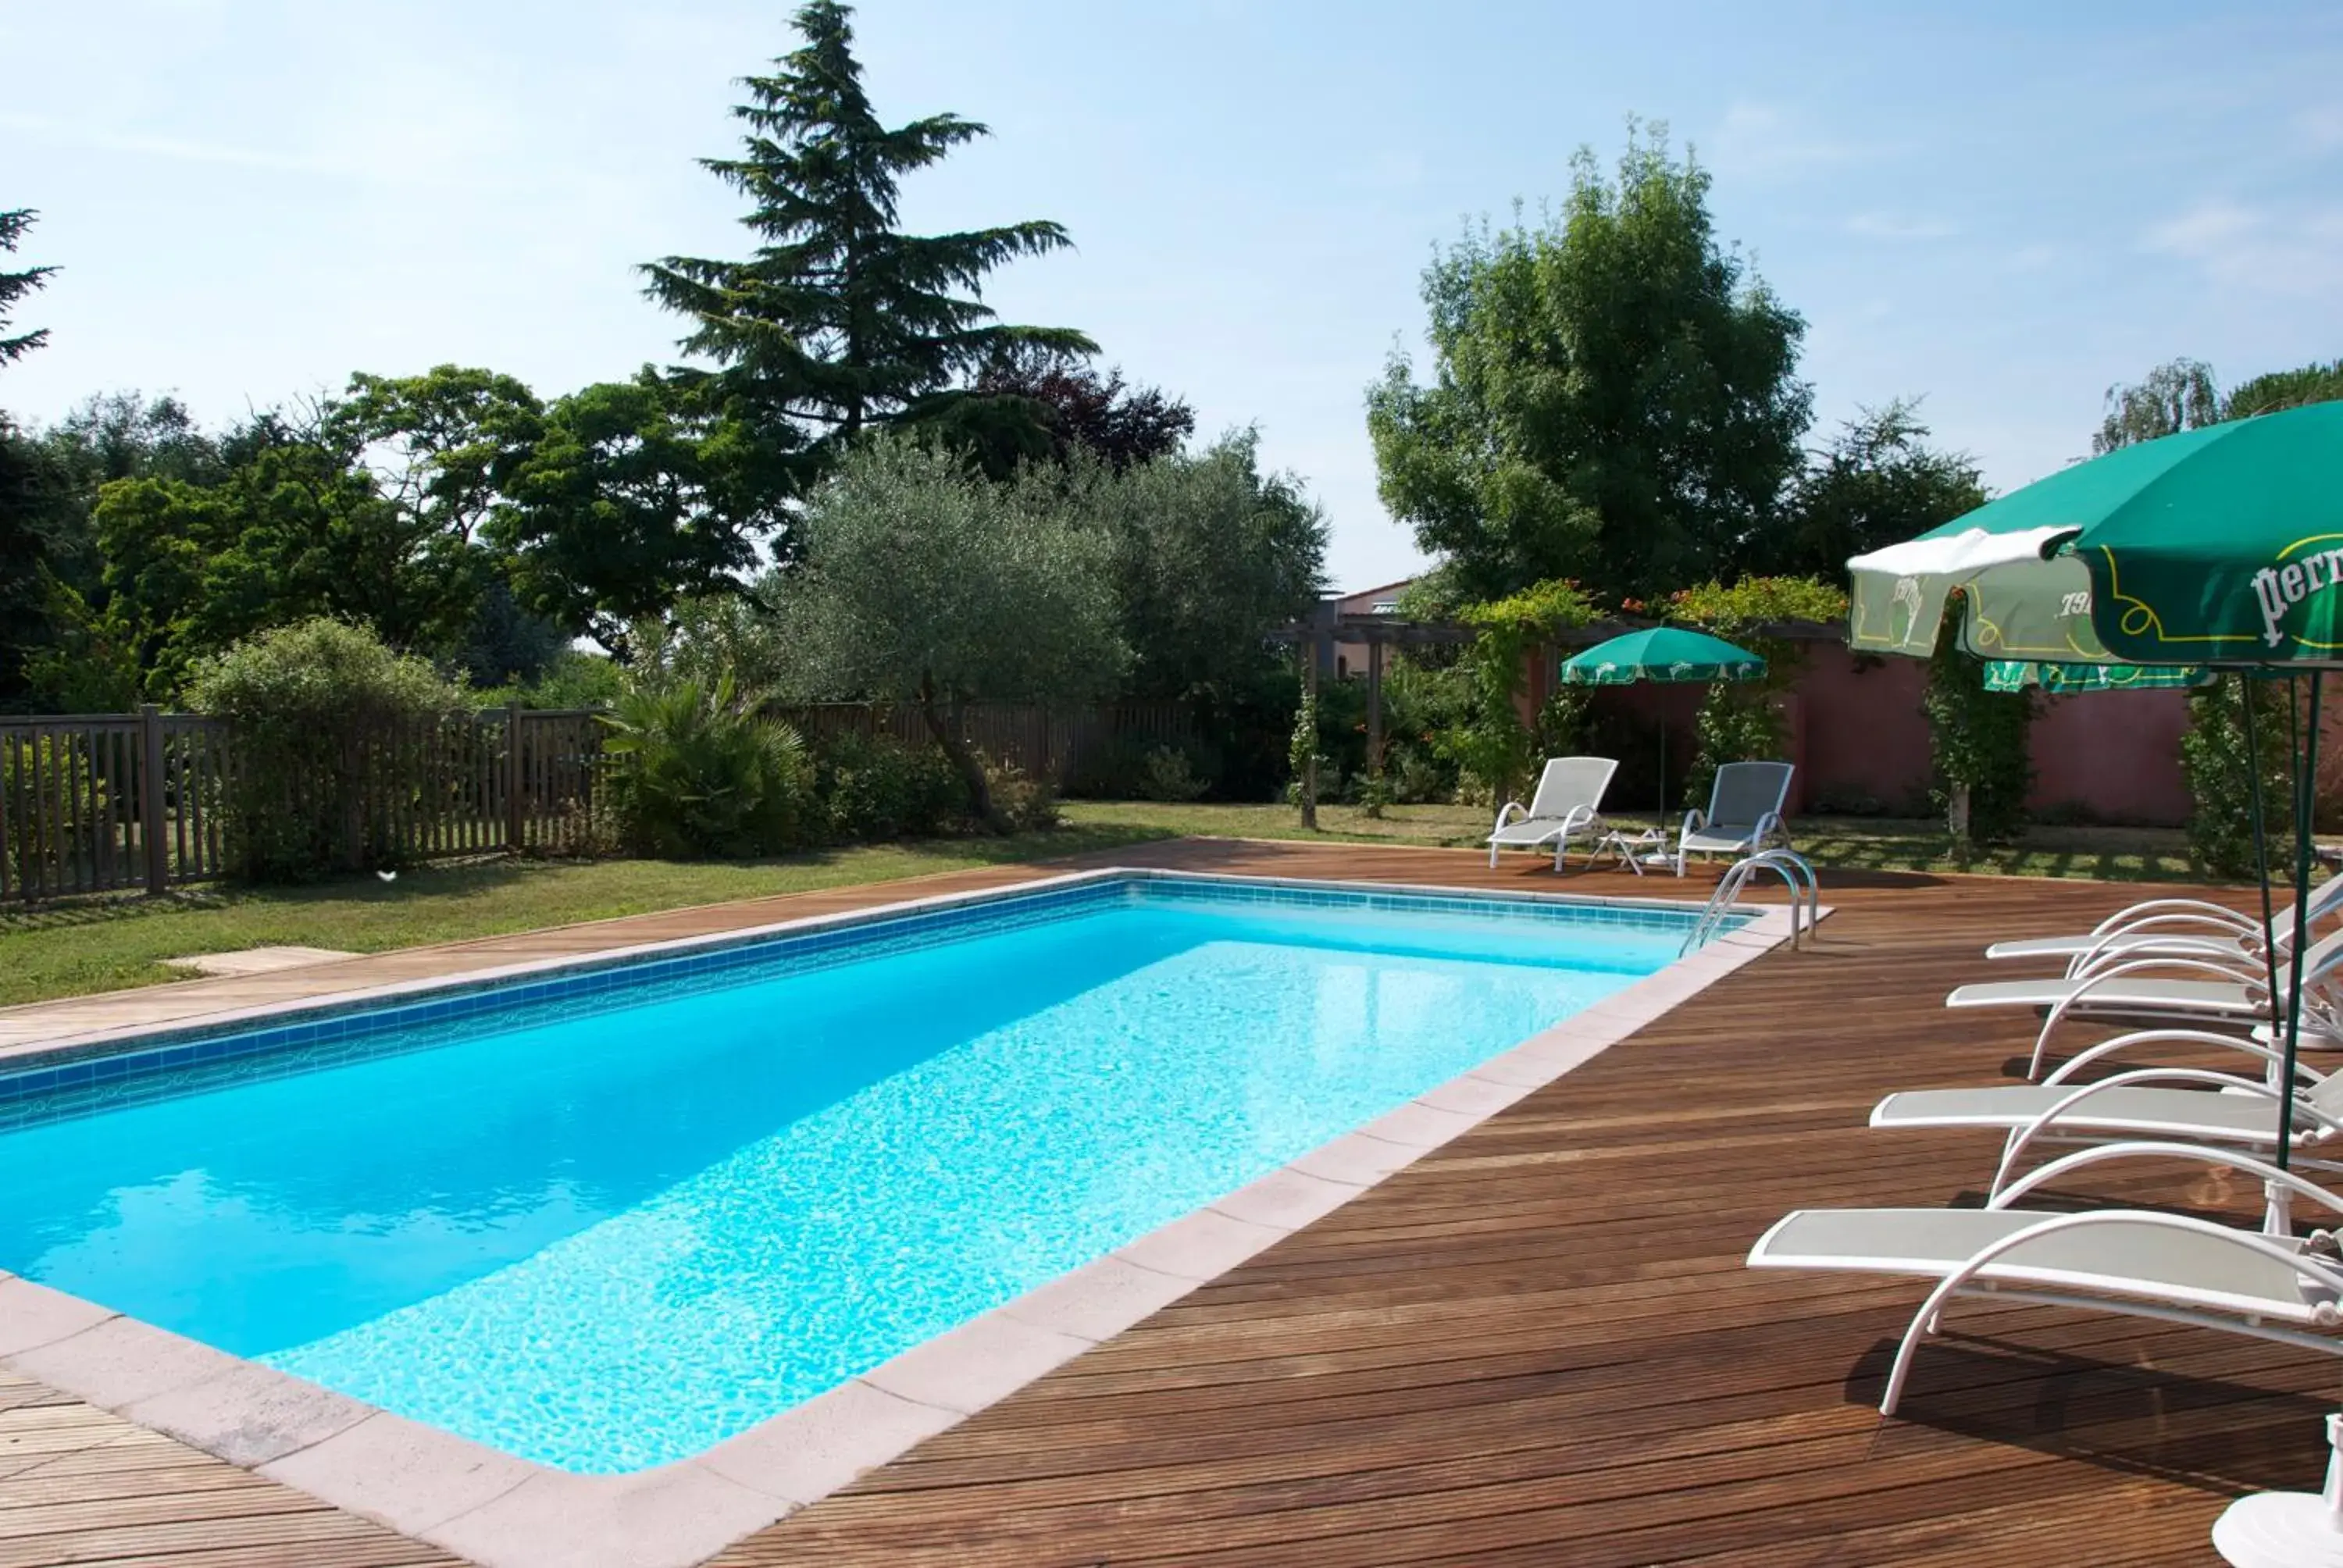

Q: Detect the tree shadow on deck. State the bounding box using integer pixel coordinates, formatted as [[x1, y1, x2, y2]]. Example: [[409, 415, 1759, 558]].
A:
[[1843, 1333, 2339, 1496]]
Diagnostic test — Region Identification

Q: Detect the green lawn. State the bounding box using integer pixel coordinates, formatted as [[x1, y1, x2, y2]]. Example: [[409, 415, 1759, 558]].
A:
[[0, 800, 2213, 1010], [1057, 800, 2209, 884]]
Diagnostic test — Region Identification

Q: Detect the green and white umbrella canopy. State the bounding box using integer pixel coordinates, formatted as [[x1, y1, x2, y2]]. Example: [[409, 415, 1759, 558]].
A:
[[1849, 401, 2343, 669], [1978, 660, 2213, 694], [1558, 626, 1767, 686]]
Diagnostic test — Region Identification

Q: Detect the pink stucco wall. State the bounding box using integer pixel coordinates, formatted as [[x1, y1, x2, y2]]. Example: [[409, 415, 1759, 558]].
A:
[[1528, 637, 2196, 826]]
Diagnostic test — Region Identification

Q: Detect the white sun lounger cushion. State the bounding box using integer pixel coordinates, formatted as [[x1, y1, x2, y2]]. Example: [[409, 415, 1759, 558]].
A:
[[1945, 977, 2260, 1014], [1870, 1085, 2295, 1143], [1748, 1207, 2335, 1323]]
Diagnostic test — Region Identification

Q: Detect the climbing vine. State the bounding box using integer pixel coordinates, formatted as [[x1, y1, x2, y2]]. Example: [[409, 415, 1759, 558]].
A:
[[1435, 579, 1599, 804], [1666, 576, 1848, 804], [1922, 599, 2034, 846], [2180, 675, 2292, 878], [1286, 678, 1322, 826]]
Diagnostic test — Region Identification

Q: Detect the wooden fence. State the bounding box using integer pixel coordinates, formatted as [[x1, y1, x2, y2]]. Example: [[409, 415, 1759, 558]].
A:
[[0, 707, 606, 903], [0, 700, 1192, 903]]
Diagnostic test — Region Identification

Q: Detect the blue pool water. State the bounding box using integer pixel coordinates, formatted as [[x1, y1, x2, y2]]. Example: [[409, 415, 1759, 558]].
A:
[[0, 876, 1691, 1472]]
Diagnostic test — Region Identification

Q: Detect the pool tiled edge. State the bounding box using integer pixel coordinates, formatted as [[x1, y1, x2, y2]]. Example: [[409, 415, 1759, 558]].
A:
[[0, 878, 1808, 1568]]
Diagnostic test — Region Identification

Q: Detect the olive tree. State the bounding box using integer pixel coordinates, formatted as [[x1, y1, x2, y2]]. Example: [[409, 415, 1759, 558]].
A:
[[777, 437, 1126, 829]]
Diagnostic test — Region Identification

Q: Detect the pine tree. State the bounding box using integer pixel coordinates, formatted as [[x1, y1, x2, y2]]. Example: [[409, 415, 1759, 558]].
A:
[[0, 209, 55, 367], [642, 1, 1092, 497]]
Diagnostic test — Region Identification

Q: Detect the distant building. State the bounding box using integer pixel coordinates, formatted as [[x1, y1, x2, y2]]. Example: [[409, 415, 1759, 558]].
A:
[[1326, 577, 1415, 679]]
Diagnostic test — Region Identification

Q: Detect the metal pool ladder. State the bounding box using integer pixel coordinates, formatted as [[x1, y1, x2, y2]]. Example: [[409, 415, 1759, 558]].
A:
[[1681, 848, 1818, 956]]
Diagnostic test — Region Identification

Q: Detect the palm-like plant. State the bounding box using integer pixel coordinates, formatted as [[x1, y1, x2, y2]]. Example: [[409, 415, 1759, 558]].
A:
[[600, 674, 811, 857]]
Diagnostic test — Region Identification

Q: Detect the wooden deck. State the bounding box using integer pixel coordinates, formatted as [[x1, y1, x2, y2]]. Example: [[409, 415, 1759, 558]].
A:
[[4, 839, 2336, 1565]]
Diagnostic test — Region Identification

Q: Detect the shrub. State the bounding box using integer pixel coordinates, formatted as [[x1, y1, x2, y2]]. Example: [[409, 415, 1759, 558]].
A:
[[983, 756, 1061, 832], [187, 618, 473, 882], [1138, 744, 1210, 804], [599, 675, 814, 858], [813, 731, 964, 841]]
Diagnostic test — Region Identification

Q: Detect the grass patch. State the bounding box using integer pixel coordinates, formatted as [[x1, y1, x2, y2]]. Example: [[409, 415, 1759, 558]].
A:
[[1057, 800, 2213, 884]]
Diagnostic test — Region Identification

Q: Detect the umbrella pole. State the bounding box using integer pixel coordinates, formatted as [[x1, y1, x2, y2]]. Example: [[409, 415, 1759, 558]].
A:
[[2241, 679, 2292, 1233], [2278, 672, 2321, 1190]]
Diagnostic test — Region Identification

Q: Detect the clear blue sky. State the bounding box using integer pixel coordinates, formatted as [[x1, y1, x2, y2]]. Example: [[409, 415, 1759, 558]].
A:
[[4, 1, 2338, 591]]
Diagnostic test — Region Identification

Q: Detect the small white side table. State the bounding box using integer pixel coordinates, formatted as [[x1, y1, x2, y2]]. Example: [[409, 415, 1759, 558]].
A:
[[1592, 827, 1674, 876]]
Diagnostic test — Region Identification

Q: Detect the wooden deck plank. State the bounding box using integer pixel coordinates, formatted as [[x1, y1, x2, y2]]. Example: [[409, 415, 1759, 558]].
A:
[[0, 839, 2333, 1565]]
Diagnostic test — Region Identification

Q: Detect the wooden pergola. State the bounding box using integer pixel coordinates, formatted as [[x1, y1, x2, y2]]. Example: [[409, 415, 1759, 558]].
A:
[[1269, 602, 1475, 825]]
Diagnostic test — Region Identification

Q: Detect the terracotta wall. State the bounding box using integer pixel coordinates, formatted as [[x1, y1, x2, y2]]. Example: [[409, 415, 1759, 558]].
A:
[[1523, 638, 2196, 826]]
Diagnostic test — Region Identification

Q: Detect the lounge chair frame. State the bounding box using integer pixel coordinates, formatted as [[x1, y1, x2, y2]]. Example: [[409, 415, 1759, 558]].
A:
[[1487, 756, 1618, 871]]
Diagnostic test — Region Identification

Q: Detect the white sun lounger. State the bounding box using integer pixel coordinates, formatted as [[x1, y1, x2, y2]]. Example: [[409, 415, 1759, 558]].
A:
[[1487, 756, 1618, 870], [1674, 761, 1793, 876], [1870, 1028, 2343, 1194], [1747, 1143, 2343, 1414], [1985, 878, 2343, 971], [1945, 931, 2343, 1077]]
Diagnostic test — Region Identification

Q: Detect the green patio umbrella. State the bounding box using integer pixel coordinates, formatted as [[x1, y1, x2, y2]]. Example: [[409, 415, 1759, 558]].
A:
[[1848, 400, 2343, 667], [1846, 405, 2343, 1183], [1979, 659, 2213, 693], [1559, 626, 1767, 828]]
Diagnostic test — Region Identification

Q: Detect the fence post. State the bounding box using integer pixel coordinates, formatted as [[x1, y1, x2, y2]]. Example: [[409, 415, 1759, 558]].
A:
[[504, 703, 525, 853], [141, 704, 168, 895]]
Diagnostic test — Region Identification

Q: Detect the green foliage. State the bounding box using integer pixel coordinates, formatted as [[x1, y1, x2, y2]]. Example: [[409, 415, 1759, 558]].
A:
[[1757, 402, 1988, 580], [776, 435, 1126, 829], [1138, 744, 1210, 803], [639, 0, 1091, 507], [811, 730, 965, 840], [0, 208, 54, 367], [187, 618, 474, 881], [2095, 358, 2221, 453], [495, 372, 757, 656], [982, 757, 1061, 832], [1435, 579, 1600, 803], [1366, 123, 1810, 604], [1665, 574, 1848, 803], [87, 413, 483, 699], [2227, 359, 2343, 420], [1922, 604, 2034, 846], [1048, 433, 1327, 702], [2095, 356, 2343, 456], [2180, 675, 2293, 878], [1286, 680, 1323, 820], [599, 675, 814, 858], [506, 649, 626, 711]]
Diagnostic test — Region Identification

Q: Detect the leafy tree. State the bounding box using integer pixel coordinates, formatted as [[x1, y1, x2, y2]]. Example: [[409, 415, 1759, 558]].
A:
[[2094, 358, 2220, 453], [775, 436, 1126, 829], [0, 424, 74, 707], [331, 365, 545, 545], [87, 415, 479, 697], [0, 208, 54, 366], [1756, 400, 1987, 579], [640, 0, 1092, 509], [494, 372, 758, 657], [950, 347, 1195, 477], [2224, 358, 2343, 421], [1368, 124, 1810, 604], [1049, 431, 1325, 700]]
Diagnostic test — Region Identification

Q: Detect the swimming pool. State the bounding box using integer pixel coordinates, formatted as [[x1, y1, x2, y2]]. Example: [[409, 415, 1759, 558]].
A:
[[0, 872, 1724, 1475]]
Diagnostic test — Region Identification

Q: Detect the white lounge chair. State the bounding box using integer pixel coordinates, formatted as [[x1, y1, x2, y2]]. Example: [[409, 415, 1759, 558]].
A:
[[1747, 1142, 2343, 1414], [1674, 761, 1793, 877], [1870, 1028, 2343, 1196], [1985, 878, 2343, 971], [1945, 929, 2343, 1077], [1486, 756, 1618, 870]]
